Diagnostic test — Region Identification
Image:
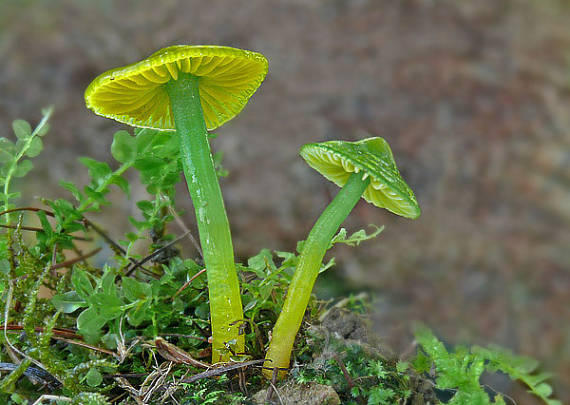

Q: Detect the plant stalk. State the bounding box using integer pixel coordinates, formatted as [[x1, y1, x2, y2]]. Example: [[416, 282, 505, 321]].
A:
[[1, 108, 52, 225], [264, 172, 370, 377], [165, 73, 243, 362]]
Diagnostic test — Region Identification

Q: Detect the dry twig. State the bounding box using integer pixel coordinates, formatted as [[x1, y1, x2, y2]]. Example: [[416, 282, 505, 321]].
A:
[[180, 359, 266, 384], [124, 231, 190, 276]]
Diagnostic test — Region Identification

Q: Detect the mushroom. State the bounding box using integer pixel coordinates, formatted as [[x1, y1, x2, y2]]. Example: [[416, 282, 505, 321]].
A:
[[84, 45, 268, 362], [263, 137, 420, 377]]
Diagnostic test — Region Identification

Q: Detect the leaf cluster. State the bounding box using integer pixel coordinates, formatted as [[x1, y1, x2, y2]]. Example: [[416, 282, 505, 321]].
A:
[[52, 257, 209, 347], [412, 326, 561, 405]]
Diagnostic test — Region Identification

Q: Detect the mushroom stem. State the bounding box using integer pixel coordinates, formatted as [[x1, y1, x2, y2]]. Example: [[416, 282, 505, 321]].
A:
[[165, 72, 243, 363], [263, 171, 370, 377]]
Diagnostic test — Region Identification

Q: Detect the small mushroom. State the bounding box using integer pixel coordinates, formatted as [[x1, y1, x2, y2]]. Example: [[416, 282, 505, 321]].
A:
[[85, 45, 268, 362], [263, 137, 420, 377]]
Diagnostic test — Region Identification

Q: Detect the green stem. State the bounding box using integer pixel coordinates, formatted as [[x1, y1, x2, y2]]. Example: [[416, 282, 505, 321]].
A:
[[264, 172, 370, 377], [165, 72, 243, 362], [2, 108, 52, 225]]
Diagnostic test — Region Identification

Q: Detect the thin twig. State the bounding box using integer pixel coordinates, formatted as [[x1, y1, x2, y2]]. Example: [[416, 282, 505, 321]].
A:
[[333, 353, 354, 389], [70, 243, 89, 267], [237, 365, 247, 395], [3, 325, 82, 340], [105, 373, 148, 379], [108, 391, 128, 404], [0, 207, 55, 217], [169, 206, 202, 258], [82, 218, 155, 275], [268, 379, 284, 405], [159, 333, 208, 343], [124, 231, 190, 276], [50, 244, 58, 278], [180, 359, 266, 384], [142, 362, 172, 404], [171, 268, 206, 300], [49, 247, 101, 271], [154, 337, 209, 369], [265, 366, 280, 403], [0, 207, 152, 273], [0, 224, 91, 241], [483, 384, 517, 405], [51, 337, 117, 358], [32, 394, 71, 405]]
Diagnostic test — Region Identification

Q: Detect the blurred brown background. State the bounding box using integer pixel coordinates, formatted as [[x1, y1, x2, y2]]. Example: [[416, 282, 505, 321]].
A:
[[1, 0, 568, 402]]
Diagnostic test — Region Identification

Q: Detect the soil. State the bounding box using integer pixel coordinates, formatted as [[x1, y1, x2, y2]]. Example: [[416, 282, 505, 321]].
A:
[[250, 307, 438, 405]]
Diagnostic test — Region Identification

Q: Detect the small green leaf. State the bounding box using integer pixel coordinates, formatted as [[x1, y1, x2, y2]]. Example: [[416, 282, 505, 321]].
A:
[[36, 123, 50, 137], [72, 269, 94, 301], [77, 307, 106, 342], [4, 192, 21, 200], [396, 361, 409, 373], [0, 139, 15, 163], [122, 277, 152, 302], [85, 368, 103, 387], [135, 128, 158, 154], [101, 333, 118, 350], [160, 170, 181, 187], [37, 210, 54, 237], [111, 130, 137, 163], [412, 351, 431, 373], [100, 267, 118, 295], [195, 302, 210, 319], [25, 137, 43, 158], [79, 157, 112, 185], [124, 232, 139, 242], [247, 249, 274, 274], [330, 225, 384, 248], [59, 180, 83, 202], [318, 257, 335, 273], [89, 292, 124, 320], [83, 185, 108, 207], [109, 174, 130, 196], [367, 386, 395, 404], [13, 160, 34, 178], [136, 200, 154, 213], [127, 299, 152, 327], [51, 291, 86, 313], [350, 386, 360, 398], [12, 120, 31, 139], [134, 156, 164, 172], [534, 383, 553, 398], [36, 107, 53, 137], [243, 299, 257, 312], [151, 133, 179, 157]]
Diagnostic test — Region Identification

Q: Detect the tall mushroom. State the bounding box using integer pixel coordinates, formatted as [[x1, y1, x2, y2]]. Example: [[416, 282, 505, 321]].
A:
[[85, 45, 268, 362], [263, 137, 420, 377]]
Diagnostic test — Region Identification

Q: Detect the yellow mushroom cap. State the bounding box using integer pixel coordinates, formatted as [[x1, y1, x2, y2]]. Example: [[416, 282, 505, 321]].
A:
[[84, 45, 268, 131], [300, 137, 421, 219]]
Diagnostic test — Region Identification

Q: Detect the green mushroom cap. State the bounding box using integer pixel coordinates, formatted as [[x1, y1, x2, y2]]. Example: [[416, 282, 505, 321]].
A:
[[300, 137, 421, 219], [85, 45, 268, 131]]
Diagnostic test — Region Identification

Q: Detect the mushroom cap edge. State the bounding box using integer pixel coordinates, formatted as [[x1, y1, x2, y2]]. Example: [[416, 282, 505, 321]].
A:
[[300, 137, 421, 219]]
